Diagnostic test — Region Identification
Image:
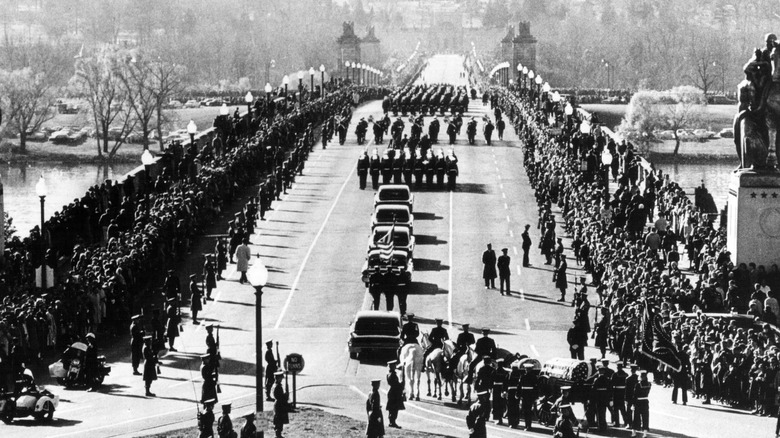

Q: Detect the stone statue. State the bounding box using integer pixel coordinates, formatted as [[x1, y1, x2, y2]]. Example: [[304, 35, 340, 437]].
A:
[[734, 50, 769, 169]]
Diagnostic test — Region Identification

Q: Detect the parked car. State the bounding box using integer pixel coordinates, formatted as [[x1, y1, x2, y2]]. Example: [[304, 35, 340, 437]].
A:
[[361, 249, 414, 287], [166, 100, 183, 109], [368, 225, 415, 259], [374, 184, 414, 212], [718, 128, 734, 138], [708, 95, 737, 105], [347, 310, 402, 359], [371, 205, 414, 234], [184, 99, 201, 108], [692, 129, 716, 140], [24, 130, 48, 142]]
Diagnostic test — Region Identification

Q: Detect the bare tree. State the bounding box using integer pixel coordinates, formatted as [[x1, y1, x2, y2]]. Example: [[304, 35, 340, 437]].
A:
[[71, 47, 136, 159], [0, 67, 57, 151], [116, 51, 157, 150]]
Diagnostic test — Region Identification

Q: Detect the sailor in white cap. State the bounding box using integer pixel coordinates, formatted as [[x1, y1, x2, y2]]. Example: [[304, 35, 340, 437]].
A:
[[466, 390, 490, 437], [217, 402, 234, 438]]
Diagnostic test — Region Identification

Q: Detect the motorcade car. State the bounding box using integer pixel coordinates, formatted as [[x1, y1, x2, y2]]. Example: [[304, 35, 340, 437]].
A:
[[367, 225, 415, 259], [0, 369, 59, 423], [48, 341, 111, 389], [371, 204, 414, 234], [347, 310, 402, 359], [361, 249, 414, 287], [374, 184, 414, 212]]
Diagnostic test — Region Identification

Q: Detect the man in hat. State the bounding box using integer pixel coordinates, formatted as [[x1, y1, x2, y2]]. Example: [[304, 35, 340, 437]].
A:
[[519, 362, 538, 430], [198, 398, 216, 438], [449, 324, 476, 374], [521, 224, 532, 267], [400, 313, 419, 346], [482, 244, 497, 289], [386, 360, 404, 428], [625, 363, 639, 426], [466, 390, 489, 438], [631, 370, 651, 437], [130, 314, 144, 375], [84, 332, 99, 391], [265, 340, 278, 401], [217, 402, 237, 438], [553, 401, 578, 438], [366, 379, 384, 438], [423, 318, 449, 362], [497, 248, 511, 296], [270, 371, 289, 437], [142, 335, 158, 397], [164, 270, 181, 304], [190, 274, 203, 325], [239, 411, 256, 438], [201, 354, 219, 403], [506, 364, 522, 428], [492, 357, 507, 424], [468, 328, 496, 383], [474, 356, 495, 419], [611, 361, 629, 427], [593, 364, 612, 432], [165, 298, 180, 352]]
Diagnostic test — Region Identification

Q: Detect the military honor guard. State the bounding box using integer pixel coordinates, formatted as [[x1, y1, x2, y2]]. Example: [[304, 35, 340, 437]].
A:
[[130, 314, 144, 375], [217, 402, 237, 438], [239, 411, 256, 438], [142, 335, 158, 397], [201, 354, 219, 404], [366, 379, 385, 438], [386, 360, 404, 428], [466, 390, 489, 438], [631, 370, 652, 438], [197, 398, 216, 438], [265, 340, 278, 401], [273, 371, 289, 438]]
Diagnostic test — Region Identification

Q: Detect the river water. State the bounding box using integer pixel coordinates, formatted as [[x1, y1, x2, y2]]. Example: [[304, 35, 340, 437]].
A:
[[655, 161, 734, 212], [2, 163, 136, 236]]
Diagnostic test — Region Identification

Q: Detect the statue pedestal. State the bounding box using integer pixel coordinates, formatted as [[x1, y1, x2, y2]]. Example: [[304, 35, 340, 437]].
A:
[[727, 169, 780, 266]]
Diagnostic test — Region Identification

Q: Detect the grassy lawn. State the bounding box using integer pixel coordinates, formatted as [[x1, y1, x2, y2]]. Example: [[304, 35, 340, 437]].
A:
[[581, 103, 736, 131], [141, 406, 456, 438], [0, 106, 226, 164]]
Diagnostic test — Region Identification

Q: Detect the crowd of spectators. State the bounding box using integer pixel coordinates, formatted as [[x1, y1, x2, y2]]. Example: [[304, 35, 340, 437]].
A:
[[0, 84, 390, 391], [492, 86, 780, 414]]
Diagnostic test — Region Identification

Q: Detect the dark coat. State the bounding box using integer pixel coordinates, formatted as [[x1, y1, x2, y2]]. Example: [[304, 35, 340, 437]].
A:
[[466, 400, 487, 438], [273, 383, 289, 425], [365, 390, 384, 437], [142, 345, 158, 382], [482, 249, 497, 280], [497, 254, 511, 277], [555, 260, 568, 289], [386, 370, 405, 412]]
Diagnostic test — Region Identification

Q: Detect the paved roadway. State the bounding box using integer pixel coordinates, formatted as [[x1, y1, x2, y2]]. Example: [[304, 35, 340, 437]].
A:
[[3, 56, 774, 437]]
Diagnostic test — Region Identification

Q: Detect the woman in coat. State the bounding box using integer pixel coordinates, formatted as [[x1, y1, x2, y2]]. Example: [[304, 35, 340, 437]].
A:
[[142, 336, 158, 397], [593, 307, 610, 359]]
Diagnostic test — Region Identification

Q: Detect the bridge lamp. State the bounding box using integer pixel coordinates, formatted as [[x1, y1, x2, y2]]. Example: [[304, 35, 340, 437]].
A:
[[264, 83, 272, 101], [320, 64, 326, 97], [187, 119, 198, 152], [283, 75, 290, 95], [245, 91, 254, 114], [297, 70, 304, 95], [309, 67, 315, 98], [564, 103, 574, 116]]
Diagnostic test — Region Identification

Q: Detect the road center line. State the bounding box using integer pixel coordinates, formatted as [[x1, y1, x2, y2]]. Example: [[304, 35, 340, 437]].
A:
[[506, 215, 510, 223], [448, 189, 454, 330], [274, 162, 356, 329], [525, 318, 530, 331], [513, 246, 518, 255], [502, 192, 506, 199], [530, 345, 540, 357], [504, 202, 508, 209], [509, 230, 513, 238]]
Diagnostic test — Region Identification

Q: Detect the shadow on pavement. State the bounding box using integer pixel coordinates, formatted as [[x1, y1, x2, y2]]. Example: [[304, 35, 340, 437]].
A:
[[408, 282, 448, 296], [218, 300, 254, 307], [13, 418, 83, 427], [413, 259, 448, 271], [453, 183, 489, 194], [415, 235, 448, 246], [413, 212, 443, 221]]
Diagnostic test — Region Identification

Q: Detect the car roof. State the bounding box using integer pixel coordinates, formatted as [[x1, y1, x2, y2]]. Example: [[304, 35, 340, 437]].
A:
[[377, 185, 410, 192], [372, 225, 411, 234], [375, 204, 410, 212], [355, 310, 401, 320]]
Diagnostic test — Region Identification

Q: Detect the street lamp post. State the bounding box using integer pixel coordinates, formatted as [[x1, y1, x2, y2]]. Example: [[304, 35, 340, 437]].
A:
[[245, 91, 254, 115], [601, 149, 613, 199], [187, 120, 198, 154], [35, 175, 47, 289], [517, 63, 523, 90], [297, 71, 304, 96], [522, 67, 529, 92], [266, 59, 275, 86], [309, 67, 315, 100], [141, 149, 155, 210], [247, 258, 268, 438], [535, 75, 543, 100], [319, 64, 326, 98], [283, 75, 290, 96], [264, 83, 272, 102], [345, 61, 351, 83]]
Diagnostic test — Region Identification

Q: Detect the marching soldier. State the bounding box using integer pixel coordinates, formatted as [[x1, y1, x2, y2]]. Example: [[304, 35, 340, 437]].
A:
[[467, 118, 477, 145], [369, 150, 381, 190], [392, 152, 404, 184], [466, 390, 489, 438], [402, 151, 414, 186], [205, 324, 220, 365], [447, 121, 457, 144], [201, 354, 219, 404], [381, 151, 393, 184], [198, 399, 217, 438], [165, 298, 180, 352], [625, 363, 639, 428], [400, 313, 419, 346], [366, 379, 385, 438], [413, 153, 425, 189], [474, 356, 494, 418], [611, 361, 629, 427], [483, 119, 494, 145], [632, 370, 652, 438], [239, 411, 256, 438], [264, 340, 278, 401], [164, 269, 181, 304], [423, 318, 449, 362], [506, 364, 522, 428], [357, 151, 370, 190], [492, 358, 508, 425], [386, 360, 405, 428], [519, 362, 538, 430], [273, 372, 290, 438], [130, 314, 144, 375], [593, 364, 613, 432], [217, 402, 237, 438]]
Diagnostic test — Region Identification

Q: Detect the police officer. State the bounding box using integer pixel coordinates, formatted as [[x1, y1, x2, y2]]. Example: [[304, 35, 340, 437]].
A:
[[519, 362, 538, 430], [217, 402, 237, 438], [400, 313, 419, 346], [357, 151, 370, 190], [130, 314, 144, 375], [632, 370, 651, 438], [264, 340, 278, 401], [198, 399, 216, 438], [611, 361, 629, 427], [492, 358, 507, 425], [423, 318, 449, 362], [593, 364, 612, 432]]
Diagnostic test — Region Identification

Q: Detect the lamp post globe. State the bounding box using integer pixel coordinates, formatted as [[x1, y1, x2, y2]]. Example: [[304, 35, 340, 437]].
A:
[[264, 82, 272, 101], [220, 103, 229, 116], [283, 75, 290, 95], [187, 120, 198, 153], [245, 91, 254, 114], [320, 64, 326, 97]]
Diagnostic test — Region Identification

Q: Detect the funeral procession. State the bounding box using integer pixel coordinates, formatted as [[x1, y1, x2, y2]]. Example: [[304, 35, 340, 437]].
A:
[[1, 1, 780, 438]]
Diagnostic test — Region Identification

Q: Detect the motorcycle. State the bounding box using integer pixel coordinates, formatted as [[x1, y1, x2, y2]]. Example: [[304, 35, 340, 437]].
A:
[[0, 369, 59, 423], [48, 342, 111, 389]]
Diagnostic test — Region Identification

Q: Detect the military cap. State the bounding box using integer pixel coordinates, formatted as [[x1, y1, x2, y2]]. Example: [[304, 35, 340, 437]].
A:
[[462, 324, 470, 328], [221, 402, 232, 409], [522, 362, 535, 369], [476, 390, 489, 396], [387, 360, 398, 367], [371, 379, 381, 385], [496, 358, 504, 364], [189, 274, 197, 279], [639, 370, 648, 375], [406, 313, 415, 318], [206, 324, 215, 330], [601, 358, 610, 364], [200, 354, 211, 360], [598, 366, 608, 372], [561, 386, 572, 391], [616, 361, 624, 367], [265, 340, 273, 346], [166, 297, 177, 303], [482, 355, 491, 361], [86, 333, 96, 340], [168, 269, 175, 274], [435, 318, 443, 323], [501, 248, 508, 252], [482, 327, 491, 333], [143, 335, 153, 341], [243, 411, 255, 419]]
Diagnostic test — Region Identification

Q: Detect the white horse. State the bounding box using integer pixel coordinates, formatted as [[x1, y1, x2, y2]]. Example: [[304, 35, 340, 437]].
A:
[[421, 334, 455, 400], [399, 343, 424, 401], [452, 346, 475, 405]]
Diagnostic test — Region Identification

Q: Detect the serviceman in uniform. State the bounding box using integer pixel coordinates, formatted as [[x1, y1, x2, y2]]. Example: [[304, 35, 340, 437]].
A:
[[521, 224, 532, 267], [239, 411, 256, 438], [449, 324, 475, 374], [483, 119, 494, 145], [497, 248, 511, 295], [386, 360, 405, 428], [506, 364, 522, 429], [201, 354, 219, 404], [357, 151, 370, 190], [519, 362, 538, 430], [272, 372, 289, 438], [217, 402, 237, 438], [264, 340, 278, 401], [369, 149, 381, 190], [400, 313, 420, 346], [466, 390, 489, 438], [142, 335, 158, 397], [625, 363, 639, 429], [206, 324, 220, 367], [165, 297, 181, 352], [611, 361, 629, 427], [423, 318, 449, 362], [468, 328, 497, 383], [130, 314, 144, 375], [593, 364, 612, 432], [632, 370, 651, 438], [366, 379, 385, 438], [474, 356, 494, 417], [197, 398, 216, 438], [190, 274, 203, 325], [491, 358, 508, 425]]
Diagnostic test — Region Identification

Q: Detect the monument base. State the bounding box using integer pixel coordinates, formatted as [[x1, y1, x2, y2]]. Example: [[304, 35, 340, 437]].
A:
[[727, 169, 780, 267]]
